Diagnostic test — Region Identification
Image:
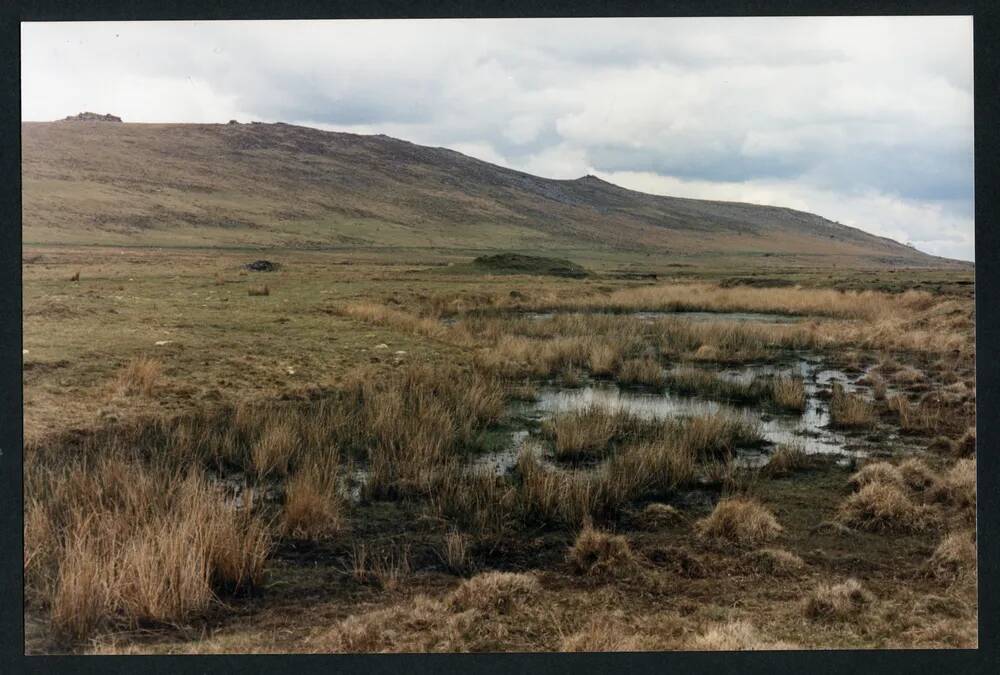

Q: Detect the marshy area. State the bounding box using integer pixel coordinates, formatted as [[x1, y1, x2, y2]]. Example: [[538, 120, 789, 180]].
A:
[[21, 248, 977, 653]]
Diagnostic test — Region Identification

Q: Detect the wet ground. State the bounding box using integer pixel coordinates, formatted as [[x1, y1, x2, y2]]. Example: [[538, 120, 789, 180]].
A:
[[470, 353, 920, 476]]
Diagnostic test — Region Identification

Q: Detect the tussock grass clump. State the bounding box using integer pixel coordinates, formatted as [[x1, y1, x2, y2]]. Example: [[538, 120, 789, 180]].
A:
[[542, 406, 621, 460], [447, 572, 540, 614], [427, 467, 516, 536], [764, 444, 813, 476], [560, 615, 662, 651], [280, 456, 344, 539], [687, 620, 799, 651], [694, 498, 782, 547], [247, 284, 269, 296], [927, 458, 976, 512], [926, 530, 976, 581], [829, 383, 874, 428], [770, 376, 807, 412], [114, 355, 162, 397], [745, 548, 806, 576], [803, 578, 875, 622], [515, 450, 599, 526], [602, 439, 697, 504], [952, 427, 976, 457], [439, 531, 469, 574], [677, 411, 763, 458], [317, 595, 477, 653], [616, 357, 666, 387], [639, 502, 684, 528], [587, 343, 622, 376], [567, 523, 638, 576], [887, 394, 945, 434], [848, 461, 904, 491], [252, 420, 298, 477], [28, 459, 270, 642], [897, 458, 937, 492], [666, 367, 767, 402], [350, 543, 411, 591], [837, 482, 935, 532]]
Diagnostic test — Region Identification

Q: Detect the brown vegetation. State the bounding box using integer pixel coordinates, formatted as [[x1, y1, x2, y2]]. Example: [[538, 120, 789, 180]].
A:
[[694, 498, 783, 547]]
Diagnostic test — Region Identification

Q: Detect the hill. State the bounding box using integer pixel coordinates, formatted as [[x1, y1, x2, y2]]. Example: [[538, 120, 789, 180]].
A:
[[21, 120, 965, 268]]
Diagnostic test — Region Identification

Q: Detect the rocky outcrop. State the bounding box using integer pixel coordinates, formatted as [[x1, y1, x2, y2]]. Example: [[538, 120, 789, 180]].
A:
[[62, 112, 122, 122]]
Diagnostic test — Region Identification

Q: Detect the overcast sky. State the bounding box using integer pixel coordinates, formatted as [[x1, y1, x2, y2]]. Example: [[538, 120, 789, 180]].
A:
[[21, 18, 974, 260]]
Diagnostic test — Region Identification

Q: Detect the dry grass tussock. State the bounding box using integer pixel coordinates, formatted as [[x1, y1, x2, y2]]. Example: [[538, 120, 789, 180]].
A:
[[927, 458, 976, 512], [694, 498, 783, 547], [350, 543, 412, 592], [888, 394, 945, 434], [616, 357, 666, 387], [926, 530, 976, 582], [764, 444, 813, 476], [829, 383, 874, 428], [316, 572, 540, 652], [542, 405, 624, 460], [770, 376, 807, 411], [247, 284, 269, 296], [25, 456, 270, 642], [314, 594, 477, 653], [447, 572, 541, 613], [837, 482, 936, 532], [567, 522, 639, 576], [280, 454, 345, 539], [559, 614, 664, 652], [113, 355, 162, 397], [803, 578, 875, 621], [897, 457, 937, 492], [848, 461, 904, 491], [745, 548, 806, 576], [687, 620, 799, 651]]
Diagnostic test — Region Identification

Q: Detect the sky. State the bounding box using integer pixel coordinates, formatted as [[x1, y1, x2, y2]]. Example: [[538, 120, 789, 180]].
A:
[[21, 17, 974, 260]]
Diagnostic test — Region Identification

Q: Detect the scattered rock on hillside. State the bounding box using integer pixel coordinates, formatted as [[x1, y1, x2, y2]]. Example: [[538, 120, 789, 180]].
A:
[[62, 112, 122, 123], [244, 260, 281, 272]]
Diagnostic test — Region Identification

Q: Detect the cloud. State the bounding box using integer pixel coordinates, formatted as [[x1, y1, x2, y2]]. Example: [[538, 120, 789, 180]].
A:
[[20, 17, 974, 260]]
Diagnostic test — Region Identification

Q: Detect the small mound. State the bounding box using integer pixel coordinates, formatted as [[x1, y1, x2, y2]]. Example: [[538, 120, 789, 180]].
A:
[[951, 427, 976, 457], [645, 545, 709, 578], [560, 614, 662, 652], [638, 502, 685, 528], [803, 578, 875, 621], [927, 458, 976, 511], [687, 620, 799, 650], [837, 482, 935, 532], [898, 458, 937, 492], [848, 461, 904, 491], [745, 548, 806, 576], [470, 253, 588, 278], [567, 523, 637, 576], [926, 530, 976, 581], [694, 498, 783, 547], [244, 259, 281, 272], [447, 572, 540, 614]]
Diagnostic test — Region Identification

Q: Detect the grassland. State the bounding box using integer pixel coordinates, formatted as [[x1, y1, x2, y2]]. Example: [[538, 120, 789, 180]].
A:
[[22, 245, 976, 653]]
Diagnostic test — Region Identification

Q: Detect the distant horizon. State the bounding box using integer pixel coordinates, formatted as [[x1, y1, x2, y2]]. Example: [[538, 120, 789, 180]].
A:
[[22, 17, 974, 260]]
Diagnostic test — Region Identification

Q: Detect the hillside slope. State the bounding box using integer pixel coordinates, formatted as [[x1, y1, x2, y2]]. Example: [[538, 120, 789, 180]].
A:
[[21, 120, 960, 268]]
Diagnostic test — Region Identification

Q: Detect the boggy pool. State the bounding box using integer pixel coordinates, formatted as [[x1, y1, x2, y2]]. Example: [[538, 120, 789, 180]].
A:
[[471, 355, 918, 475]]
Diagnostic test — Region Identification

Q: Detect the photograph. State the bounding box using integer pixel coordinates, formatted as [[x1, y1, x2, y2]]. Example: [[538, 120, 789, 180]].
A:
[[18, 15, 977, 655]]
